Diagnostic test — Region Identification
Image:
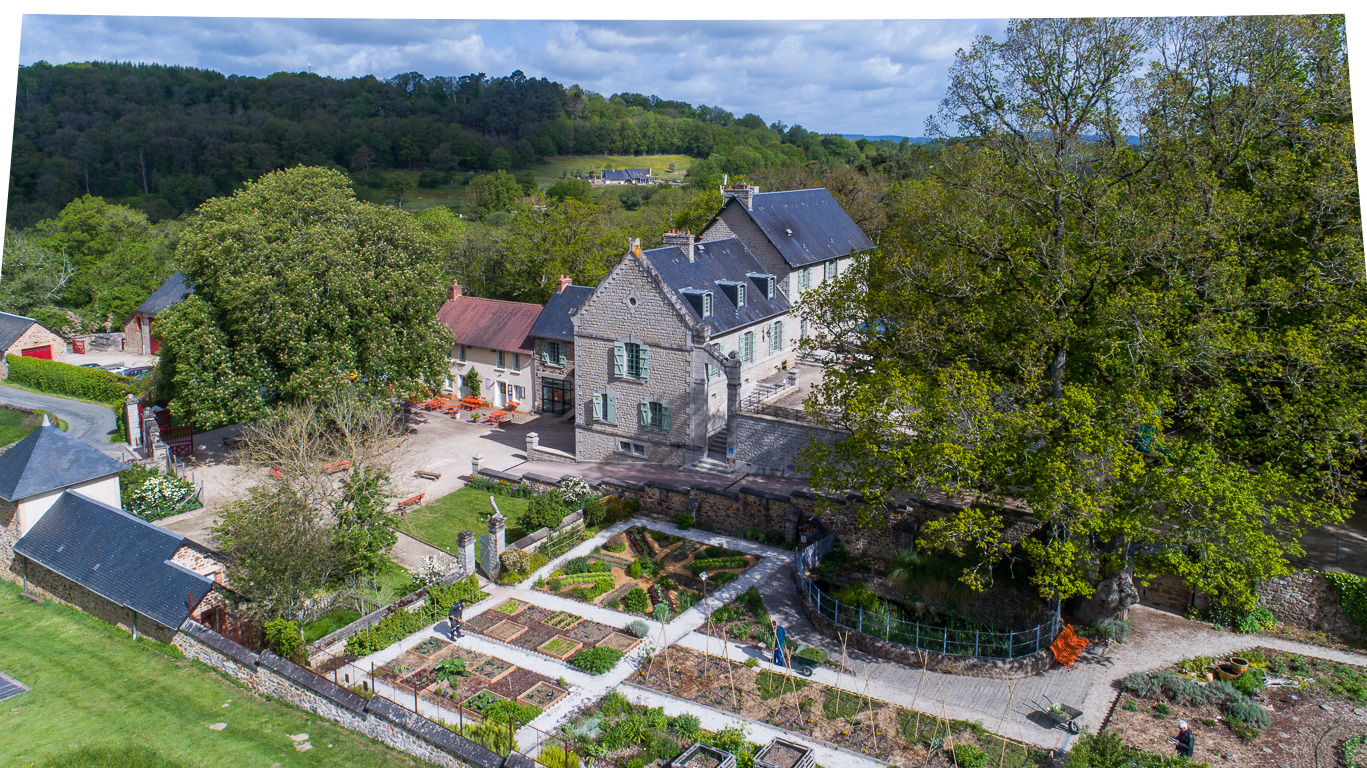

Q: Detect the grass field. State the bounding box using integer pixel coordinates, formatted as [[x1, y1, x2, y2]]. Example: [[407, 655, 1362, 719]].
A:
[[0, 405, 68, 445], [530, 154, 693, 184], [0, 580, 422, 768], [401, 487, 531, 556]]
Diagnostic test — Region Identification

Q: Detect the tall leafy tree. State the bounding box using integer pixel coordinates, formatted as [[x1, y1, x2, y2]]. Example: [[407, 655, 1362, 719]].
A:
[[801, 16, 1362, 618], [158, 166, 452, 429]]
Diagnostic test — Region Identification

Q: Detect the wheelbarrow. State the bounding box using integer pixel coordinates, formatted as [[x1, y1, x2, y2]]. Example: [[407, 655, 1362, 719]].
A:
[[770, 646, 817, 677], [1032, 695, 1082, 733]]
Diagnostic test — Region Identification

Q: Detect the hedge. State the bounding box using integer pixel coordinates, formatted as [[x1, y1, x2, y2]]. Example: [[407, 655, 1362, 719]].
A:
[[344, 576, 486, 656], [5, 354, 143, 405], [558, 572, 616, 586], [1325, 571, 1367, 636], [689, 557, 747, 574]]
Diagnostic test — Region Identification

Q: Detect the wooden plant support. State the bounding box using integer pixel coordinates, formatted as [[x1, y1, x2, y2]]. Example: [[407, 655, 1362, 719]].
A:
[[998, 678, 1018, 768]]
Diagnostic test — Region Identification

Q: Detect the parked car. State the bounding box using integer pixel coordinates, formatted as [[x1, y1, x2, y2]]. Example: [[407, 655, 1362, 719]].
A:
[[119, 366, 154, 379], [79, 363, 103, 368]]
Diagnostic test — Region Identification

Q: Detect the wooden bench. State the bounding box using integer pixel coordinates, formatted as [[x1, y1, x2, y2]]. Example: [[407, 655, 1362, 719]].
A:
[[323, 459, 352, 474], [414, 470, 442, 481], [395, 493, 425, 513], [269, 466, 284, 478]]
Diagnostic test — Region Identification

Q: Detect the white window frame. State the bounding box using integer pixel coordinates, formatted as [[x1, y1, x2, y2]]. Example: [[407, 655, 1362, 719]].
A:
[[741, 331, 755, 364], [458, 345, 466, 363], [702, 292, 713, 317], [824, 261, 837, 281], [496, 350, 506, 370], [618, 440, 646, 457]]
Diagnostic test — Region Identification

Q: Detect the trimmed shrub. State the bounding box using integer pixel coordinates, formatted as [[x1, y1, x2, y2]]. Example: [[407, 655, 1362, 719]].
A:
[[501, 548, 531, 574], [675, 513, 694, 530], [525, 490, 571, 531], [623, 587, 650, 614], [264, 618, 303, 662], [582, 497, 606, 527], [570, 646, 624, 675], [5, 354, 143, 405], [628, 619, 650, 638]]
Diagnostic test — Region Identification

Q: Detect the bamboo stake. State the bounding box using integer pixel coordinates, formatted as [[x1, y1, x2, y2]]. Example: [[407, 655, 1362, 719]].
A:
[[911, 650, 929, 744], [998, 678, 1018, 768], [658, 618, 673, 692]]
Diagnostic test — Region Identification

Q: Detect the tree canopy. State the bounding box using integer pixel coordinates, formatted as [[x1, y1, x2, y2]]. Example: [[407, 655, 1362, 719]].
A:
[[157, 166, 453, 428], [801, 16, 1362, 616]]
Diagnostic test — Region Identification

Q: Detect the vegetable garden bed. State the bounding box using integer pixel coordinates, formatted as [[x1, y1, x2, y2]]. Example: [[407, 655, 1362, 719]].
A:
[[537, 636, 583, 660]]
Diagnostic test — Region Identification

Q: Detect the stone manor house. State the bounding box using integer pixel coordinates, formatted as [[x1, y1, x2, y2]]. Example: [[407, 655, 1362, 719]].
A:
[[517, 183, 873, 473]]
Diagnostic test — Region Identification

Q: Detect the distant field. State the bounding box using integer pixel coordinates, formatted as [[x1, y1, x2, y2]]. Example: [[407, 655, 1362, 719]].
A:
[[532, 154, 693, 184]]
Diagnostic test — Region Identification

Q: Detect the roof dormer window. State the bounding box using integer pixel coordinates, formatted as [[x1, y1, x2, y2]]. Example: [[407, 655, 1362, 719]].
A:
[[702, 292, 713, 317], [737, 283, 746, 308]]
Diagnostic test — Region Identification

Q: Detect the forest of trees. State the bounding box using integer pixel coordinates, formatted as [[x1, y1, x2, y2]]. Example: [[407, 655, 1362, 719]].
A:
[[7, 61, 907, 228]]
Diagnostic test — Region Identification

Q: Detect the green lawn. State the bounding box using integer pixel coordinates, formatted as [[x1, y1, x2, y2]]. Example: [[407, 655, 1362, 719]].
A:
[[0, 405, 68, 445], [400, 487, 530, 557], [0, 580, 423, 768], [533, 154, 693, 184]]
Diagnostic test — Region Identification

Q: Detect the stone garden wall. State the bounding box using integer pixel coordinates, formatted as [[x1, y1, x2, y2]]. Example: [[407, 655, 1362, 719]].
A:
[[176, 621, 511, 768], [729, 412, 843, 477], [1139, 570, 1361, 641]]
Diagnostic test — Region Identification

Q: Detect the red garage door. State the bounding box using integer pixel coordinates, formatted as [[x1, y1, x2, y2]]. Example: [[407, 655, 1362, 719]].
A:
[[20, 345, 52, 360]]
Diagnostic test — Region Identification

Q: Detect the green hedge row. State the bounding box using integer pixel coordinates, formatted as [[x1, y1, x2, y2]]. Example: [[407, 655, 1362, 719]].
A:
[[344, 576, 486, 656], [559, 572, 616, 586], [5, 354, 142, 405], [689, 557, 746, 574]]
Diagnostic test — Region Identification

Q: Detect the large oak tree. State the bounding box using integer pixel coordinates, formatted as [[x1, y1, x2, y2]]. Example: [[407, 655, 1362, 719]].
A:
[[801, 16, 1362, 618]]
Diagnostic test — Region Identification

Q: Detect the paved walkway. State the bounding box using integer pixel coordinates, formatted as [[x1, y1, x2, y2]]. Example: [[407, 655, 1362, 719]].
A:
[[0, 383, 125, 456]]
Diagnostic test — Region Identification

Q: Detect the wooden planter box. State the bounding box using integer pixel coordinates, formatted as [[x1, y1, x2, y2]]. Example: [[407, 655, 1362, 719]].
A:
[[673, 743, 737, 768], [536, 635, 583, 661], [517, 680, 568, 709], [754, 738, 815, 768], [486, 620, 529, 643]]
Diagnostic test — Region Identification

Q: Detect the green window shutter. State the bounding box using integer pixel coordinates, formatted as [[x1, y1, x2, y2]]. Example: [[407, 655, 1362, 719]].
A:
[[613, 341, 625, 377], [639, 401, 650, 427], [639, 344, 650, 381], [592, 393, 603, 420], [540, 345, 549, 364], [661, 404, 671, 432], [606, 393, 616, 422], [774, 321, 784, 353], [557, 343, 566, 367]]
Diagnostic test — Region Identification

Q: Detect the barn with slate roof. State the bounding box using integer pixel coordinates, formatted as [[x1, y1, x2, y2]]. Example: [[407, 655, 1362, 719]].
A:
[[0, 417, 227, 642], [0, 310, 66, 377], [123, 270, 193, 355]]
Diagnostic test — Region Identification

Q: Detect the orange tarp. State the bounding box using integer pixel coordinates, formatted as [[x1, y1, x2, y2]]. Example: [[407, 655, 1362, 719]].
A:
[[1050, 624, 1088, 666]]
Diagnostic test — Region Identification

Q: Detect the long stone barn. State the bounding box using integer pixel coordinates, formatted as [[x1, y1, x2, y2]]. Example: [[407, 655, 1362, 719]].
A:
[[0, 418, 231, 642]]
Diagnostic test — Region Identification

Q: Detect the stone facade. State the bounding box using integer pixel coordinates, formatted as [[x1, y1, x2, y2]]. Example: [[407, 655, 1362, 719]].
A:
[[0, 498, 19, 589], [730, 412, 842, 477], [123, 312, 155, 355], [0, 321, 66, 376], [12, 557, 179, 642], [170, 542, 228, 582], [1258, 571, 1363, 640], [573, 252, 705, 465], [176, 622, 505, 768], [706, 201, 788, 280], [449, 345, 534, 413]]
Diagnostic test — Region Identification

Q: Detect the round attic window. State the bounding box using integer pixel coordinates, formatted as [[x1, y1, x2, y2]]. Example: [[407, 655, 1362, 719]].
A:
[[628, 297, 637, 306]]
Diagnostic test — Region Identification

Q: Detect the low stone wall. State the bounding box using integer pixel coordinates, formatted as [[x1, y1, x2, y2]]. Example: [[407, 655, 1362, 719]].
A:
[[792, 571, 1056, 679], [527, 445, 576, 464], [177, 621, 506, 768], [730, 412, 843, 477], [1258, 571, 1363, 640], [9, 556, 179, 643]]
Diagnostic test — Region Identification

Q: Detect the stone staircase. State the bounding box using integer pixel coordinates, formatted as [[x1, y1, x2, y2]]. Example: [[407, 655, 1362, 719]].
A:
[[683, 429, 732, 475]]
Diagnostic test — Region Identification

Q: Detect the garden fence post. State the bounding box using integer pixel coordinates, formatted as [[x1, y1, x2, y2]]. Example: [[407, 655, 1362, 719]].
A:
[[915, 622, 919, 649], [858, 605, 863, 634], [974, 630, 979, 657], [943, 629, 948, 654], [1035, 622, 1042, 653]]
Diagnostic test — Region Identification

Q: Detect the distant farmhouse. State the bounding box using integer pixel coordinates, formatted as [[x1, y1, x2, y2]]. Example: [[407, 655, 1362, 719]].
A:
[[599, 168, 652, 185], [0, 311, 66, 377], [124, 270, 193, 355]]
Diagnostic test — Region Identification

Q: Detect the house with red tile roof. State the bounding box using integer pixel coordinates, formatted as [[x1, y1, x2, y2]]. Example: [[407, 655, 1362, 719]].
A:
[[436, 281, 543, 413]]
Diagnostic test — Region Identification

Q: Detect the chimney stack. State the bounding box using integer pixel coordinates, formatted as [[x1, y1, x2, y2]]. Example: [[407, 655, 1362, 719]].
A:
[[629, 237, 642, 258], [722, 182, 758, 211], [449, 280, 463, 301], [555, 274, 572, 293], [662, 229, 695, 262]]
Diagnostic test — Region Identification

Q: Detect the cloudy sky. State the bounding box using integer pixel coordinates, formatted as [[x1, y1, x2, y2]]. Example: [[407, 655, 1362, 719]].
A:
[[15, 16, 1010, 137]]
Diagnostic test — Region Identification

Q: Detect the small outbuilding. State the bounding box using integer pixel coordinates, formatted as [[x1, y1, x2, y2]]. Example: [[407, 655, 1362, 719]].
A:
[[0, 311, 66, 377], [124, 271, 193, 355]]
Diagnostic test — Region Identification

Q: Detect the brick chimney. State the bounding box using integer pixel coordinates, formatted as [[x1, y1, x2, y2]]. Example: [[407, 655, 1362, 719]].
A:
[[555, 274, 572, 293], [722, 182, 758, 211], [662, 229, 695, 262], [448, 279, 462, 301]]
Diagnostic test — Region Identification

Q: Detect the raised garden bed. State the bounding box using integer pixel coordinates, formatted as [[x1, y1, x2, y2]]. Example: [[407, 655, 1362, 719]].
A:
[[411, 637, 452, 656], [485, 620, 529, 643], [598, 632, 642, 653], [462, 689, 508, 716], [400, 667, 439, 691], [544, 610, 583, 630], [517, 680, 568, 708], [471, 656, 514, 683], [537, 635, 584, 660], [754, 738, 813, 768], [675, 742, 736, 768], [495, 598, 528, 615]]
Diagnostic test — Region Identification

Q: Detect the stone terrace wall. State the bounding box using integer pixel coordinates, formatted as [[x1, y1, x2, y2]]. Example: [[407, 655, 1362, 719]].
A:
[[1258, 571, 1363, 640], [730, 412, 843, 477], [176, 621, 507, 768]]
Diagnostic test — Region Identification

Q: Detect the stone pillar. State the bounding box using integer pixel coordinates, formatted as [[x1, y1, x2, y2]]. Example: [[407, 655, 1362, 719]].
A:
[[787, 368, 799, 390], [785, 505, 801, 546], [471, 453, 484, 475], [488, 512, 506, 573], [525, 432, 539, 457], [723, 351, 742, 467], [124, 395, 142, 449], [141, 408, 161, 460], [457, 530, 476, 579]]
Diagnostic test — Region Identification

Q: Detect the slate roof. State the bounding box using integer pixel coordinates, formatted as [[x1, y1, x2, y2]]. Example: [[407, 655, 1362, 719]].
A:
[[602, 169, 650, 182], [728, 188, 875, 268], [642, 237, 791, 334], [437, 296, 542, 354], [0, 422, 128, 502], [131, 271, 193, 317], [0, 311, 59, 352], [529, 285, 594, 343], [14, 490, 214, 629]]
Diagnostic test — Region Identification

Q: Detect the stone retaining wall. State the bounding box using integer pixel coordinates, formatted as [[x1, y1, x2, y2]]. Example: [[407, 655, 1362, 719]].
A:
[[730, 412, 843, 477], [1257, 571, 1363, 640], [177, 621, 508, 768]]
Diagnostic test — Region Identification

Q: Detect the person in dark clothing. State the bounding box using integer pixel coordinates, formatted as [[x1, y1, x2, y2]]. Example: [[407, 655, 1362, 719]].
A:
[[1172, 720, 1195, 758], [449, 600, 465, 639]]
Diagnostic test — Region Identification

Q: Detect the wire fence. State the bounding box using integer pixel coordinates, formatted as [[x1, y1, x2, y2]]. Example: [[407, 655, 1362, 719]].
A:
[[796, 534, 1059, 659]]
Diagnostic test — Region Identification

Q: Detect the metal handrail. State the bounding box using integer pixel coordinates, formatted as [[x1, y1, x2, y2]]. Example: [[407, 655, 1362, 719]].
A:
[[795, 534, 1059, 659]]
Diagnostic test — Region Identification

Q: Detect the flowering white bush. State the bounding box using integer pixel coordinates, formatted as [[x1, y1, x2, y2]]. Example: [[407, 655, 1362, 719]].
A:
[[560, 476, 593, 503], [415, 554, 458, 587], [127, 473, 197, 520]]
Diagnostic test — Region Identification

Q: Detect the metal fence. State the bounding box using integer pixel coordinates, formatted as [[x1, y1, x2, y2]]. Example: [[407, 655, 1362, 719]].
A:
[[795, 534, 1059, 659]]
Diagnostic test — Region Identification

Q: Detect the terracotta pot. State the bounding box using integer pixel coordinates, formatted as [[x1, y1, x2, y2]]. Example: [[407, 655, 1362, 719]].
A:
[[1228, 657, 1250, 674], [1217, 663, 1243, 681]]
